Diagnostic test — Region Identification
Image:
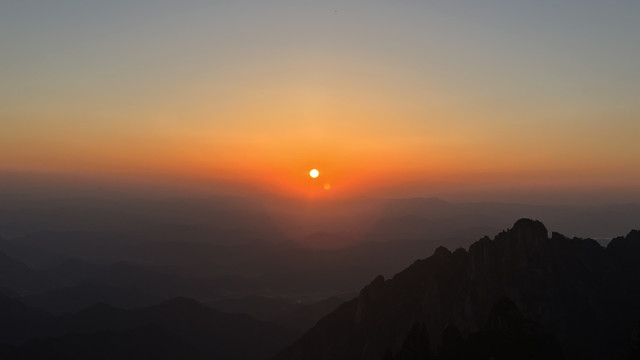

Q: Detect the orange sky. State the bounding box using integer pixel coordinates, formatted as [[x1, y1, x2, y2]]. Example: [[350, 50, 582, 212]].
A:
[[2, 1, 639, 202]]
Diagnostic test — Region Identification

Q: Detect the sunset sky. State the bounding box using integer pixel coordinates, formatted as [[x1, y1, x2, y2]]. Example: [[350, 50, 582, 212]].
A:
[[2, 1, 639, 201]]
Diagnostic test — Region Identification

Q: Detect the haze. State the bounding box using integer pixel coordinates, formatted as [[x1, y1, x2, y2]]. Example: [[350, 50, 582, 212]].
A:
[[2, 0, 639, 202]]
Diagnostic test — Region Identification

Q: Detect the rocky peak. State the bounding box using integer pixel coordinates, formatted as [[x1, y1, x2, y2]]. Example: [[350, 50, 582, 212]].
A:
[[500, 218, 548, 248], [359, 275, 386, 302], [274, 220, 640, 360], [608, 229, 640, 250], [511, 218, 548, 238], [491, 218, 549, 264], [432, 246, 452, 259]]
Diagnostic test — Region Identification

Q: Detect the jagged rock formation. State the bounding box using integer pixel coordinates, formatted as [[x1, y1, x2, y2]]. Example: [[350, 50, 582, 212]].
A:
[[274, 219, 640, 360]]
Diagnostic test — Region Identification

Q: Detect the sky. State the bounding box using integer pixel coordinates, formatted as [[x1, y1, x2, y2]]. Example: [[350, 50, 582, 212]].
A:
[[1, 0, 639, 201]]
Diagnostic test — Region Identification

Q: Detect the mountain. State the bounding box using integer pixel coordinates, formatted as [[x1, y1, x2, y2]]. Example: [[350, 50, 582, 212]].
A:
[[3, 195, 639, 303], [22, 282, 158, 315], [275, 296, 347, 332], [0, 248, 54, 295], [40, 259, 261, 302], [49, 298, 296, 359], [366, 199, 640, 243], [0, 292, 51, 345], [0, 236, 64, 269], [0, 324, 197, 360], [208, 296, 305, 322], [0, 297, 296, 360], [0, 195, 284, 243], [274, 219, 640, 360]]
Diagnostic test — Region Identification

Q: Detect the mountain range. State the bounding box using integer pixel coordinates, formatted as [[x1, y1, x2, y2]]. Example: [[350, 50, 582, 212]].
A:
[[0, 296, 296, 360], [275, 219, 640, 360], [0, 214, 639, 359]]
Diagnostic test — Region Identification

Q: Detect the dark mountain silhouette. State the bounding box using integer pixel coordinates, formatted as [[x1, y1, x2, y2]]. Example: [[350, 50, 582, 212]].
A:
[[275, 296, 347, 332], [3, 232, 435, 298], [370, 199, 640, 242], [205, 294, 348, 332], [0, 236, 64, 269], [0, 249, 55, 295], [0, 297, 296, 360], [208, 296, 305, 322], [0, 324, 197, 360], [2, 195, 639, 303], [29, 236, 443, 297], [298, 231, 360, 250], [0, 194, 283, 243], [274, 219, 640, 360], [40, 259, 261, 303], [22, 282, 158, 315], [0, 292, 51, 344]]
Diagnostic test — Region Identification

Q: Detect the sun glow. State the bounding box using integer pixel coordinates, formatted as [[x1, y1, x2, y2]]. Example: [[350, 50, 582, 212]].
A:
[[309, 169, 319, 178]]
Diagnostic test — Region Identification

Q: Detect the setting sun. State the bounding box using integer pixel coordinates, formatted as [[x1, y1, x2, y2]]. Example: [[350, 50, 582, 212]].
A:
[[309, 169, 319, 179]]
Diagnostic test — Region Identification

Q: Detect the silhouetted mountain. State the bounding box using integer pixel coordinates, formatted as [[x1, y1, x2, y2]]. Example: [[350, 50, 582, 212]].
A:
[[0, 236, 64, 269], [299, 231, 359, 250], [22, 282, 158, 315], [608, 229, 640, 272], [367, 199, 640, 244], [42, 259, 261, 302], [0, 249, 54, 294], [0, 195, 284, 243], [3, 195, 639, 302], [0, 292, 51, 344], [43, 258, 104, 286], [0, 324, 198, 360], [41, 238, 440, 297], [208, 296, 305, 322], [0, 297, 296, 360], [275, 296, 347, 333], [274, 219, 640, 360]]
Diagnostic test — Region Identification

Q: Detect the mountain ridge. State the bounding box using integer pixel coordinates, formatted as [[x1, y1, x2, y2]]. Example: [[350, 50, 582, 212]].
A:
[[274, 218, 640, 360]]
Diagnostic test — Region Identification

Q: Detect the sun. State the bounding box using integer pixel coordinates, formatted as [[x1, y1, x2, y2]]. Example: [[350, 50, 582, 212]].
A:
[[309, 169, 319, 178]]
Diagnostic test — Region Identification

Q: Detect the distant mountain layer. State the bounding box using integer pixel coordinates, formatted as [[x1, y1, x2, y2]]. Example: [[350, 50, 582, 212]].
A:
[[0, 250, 55, 295], [0, 297, 296, 360], [1, 197, 638, 302], [274, 219, 640, 360]]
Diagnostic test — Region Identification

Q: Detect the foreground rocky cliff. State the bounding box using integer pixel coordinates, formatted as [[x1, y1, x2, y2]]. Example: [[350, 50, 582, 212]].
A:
[[275, 219, 640, 360]]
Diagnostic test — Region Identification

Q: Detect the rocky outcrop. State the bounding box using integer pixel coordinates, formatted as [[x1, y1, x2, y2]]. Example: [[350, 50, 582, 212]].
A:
[[274, 219, 640, 360]]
